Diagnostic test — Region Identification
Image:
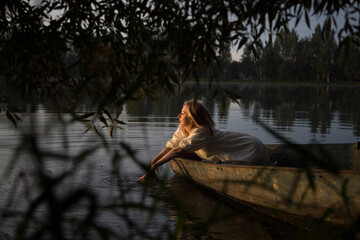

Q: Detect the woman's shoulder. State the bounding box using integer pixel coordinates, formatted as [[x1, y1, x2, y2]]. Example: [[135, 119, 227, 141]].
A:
[[190, 127, 215, 136], [189, 127, 204, 135]]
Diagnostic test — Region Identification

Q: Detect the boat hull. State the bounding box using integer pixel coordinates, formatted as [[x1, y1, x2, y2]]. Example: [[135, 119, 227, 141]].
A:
[[169, 144, 360, 225]]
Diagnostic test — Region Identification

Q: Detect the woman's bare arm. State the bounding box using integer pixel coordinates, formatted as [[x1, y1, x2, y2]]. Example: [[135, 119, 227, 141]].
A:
[[150, 146, 185, 170], [137, 146, 186, 182], [150, 147, 171, 166]]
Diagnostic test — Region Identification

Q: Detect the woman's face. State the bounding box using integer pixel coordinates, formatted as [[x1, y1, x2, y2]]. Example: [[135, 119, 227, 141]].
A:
[[178, 105, 193, 127]]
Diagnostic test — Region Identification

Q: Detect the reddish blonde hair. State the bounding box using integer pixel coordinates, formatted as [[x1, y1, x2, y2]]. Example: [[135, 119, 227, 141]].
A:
[[183, 101, 215, 135]]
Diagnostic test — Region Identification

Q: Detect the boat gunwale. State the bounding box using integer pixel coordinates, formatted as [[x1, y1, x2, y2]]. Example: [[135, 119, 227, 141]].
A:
[[172, 142, 360, 173], [173, 157, 360, 175]]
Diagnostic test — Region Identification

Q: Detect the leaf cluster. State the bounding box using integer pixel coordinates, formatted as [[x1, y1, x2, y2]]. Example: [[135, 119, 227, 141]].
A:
[[1, 0, 359, 112]]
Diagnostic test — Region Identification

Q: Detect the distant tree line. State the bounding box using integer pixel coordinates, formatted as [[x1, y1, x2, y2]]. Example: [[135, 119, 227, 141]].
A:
[[208, 25, 360, 83]]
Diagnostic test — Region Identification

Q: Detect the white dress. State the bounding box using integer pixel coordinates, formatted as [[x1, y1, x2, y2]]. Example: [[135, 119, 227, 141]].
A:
[[166, 126, 270, 165]]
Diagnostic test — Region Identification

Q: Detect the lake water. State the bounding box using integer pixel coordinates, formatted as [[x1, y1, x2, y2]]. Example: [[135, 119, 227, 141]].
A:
[[0, 82, 359, 239]]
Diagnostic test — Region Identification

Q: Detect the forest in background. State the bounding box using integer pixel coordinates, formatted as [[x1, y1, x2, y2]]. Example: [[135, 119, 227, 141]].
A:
[[211, 25, 360, 83]]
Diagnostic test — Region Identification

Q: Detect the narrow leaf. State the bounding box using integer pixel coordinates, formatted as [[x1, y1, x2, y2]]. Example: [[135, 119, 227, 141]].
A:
[[98, 114, 108, 127], [109, 126, 114, 138], [92, 125, 101, 136], [103, 109, 113, 123], [6, 111, 17, 128], [83, 125, 92, 133], [115, 119, 126, 125], [13, 113, 22, 121], [237, 37, 248, 50], [305, 11, 311, 29], [77, 112, 96, 120]]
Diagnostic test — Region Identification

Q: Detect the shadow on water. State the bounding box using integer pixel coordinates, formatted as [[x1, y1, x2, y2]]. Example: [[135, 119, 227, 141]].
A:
[[159, 176, 298, 240]]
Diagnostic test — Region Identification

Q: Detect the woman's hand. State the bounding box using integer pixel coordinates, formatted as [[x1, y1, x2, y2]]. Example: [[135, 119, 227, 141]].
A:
[[138, 146, 184, 182], [137, 173, 148, 182], [137, 167, 158, 182]]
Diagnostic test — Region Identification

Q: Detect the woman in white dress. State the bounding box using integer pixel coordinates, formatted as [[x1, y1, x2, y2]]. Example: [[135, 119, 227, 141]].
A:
[[137, 101, 269, 182]]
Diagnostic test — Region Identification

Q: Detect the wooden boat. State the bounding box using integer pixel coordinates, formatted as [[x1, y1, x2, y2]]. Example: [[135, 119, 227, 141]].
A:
[[168, 143, 360, 226]]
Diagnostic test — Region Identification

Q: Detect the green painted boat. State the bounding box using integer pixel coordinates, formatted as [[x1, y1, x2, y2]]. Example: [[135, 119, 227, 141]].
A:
[[169, 143, 360, 225]]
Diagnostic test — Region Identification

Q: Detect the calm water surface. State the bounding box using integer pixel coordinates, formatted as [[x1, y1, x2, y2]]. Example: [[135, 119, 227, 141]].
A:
[[0, 83, 359, 239]]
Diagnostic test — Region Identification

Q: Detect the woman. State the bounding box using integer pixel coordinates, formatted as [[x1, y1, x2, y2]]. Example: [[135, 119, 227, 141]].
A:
[[137, 101, 269, 182]]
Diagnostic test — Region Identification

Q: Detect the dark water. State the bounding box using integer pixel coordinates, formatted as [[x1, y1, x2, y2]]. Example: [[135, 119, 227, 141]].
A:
[[0, 83, 359, 239]]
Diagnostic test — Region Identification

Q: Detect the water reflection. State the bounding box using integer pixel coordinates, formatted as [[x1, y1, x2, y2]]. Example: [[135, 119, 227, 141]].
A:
[[1, 83, 359, 239], [124, 83, 360, 144], [224, 83, 360, 138]]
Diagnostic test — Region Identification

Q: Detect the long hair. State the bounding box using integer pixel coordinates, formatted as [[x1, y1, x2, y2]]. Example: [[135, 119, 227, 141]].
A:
[[183, 101, 215, 135]]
